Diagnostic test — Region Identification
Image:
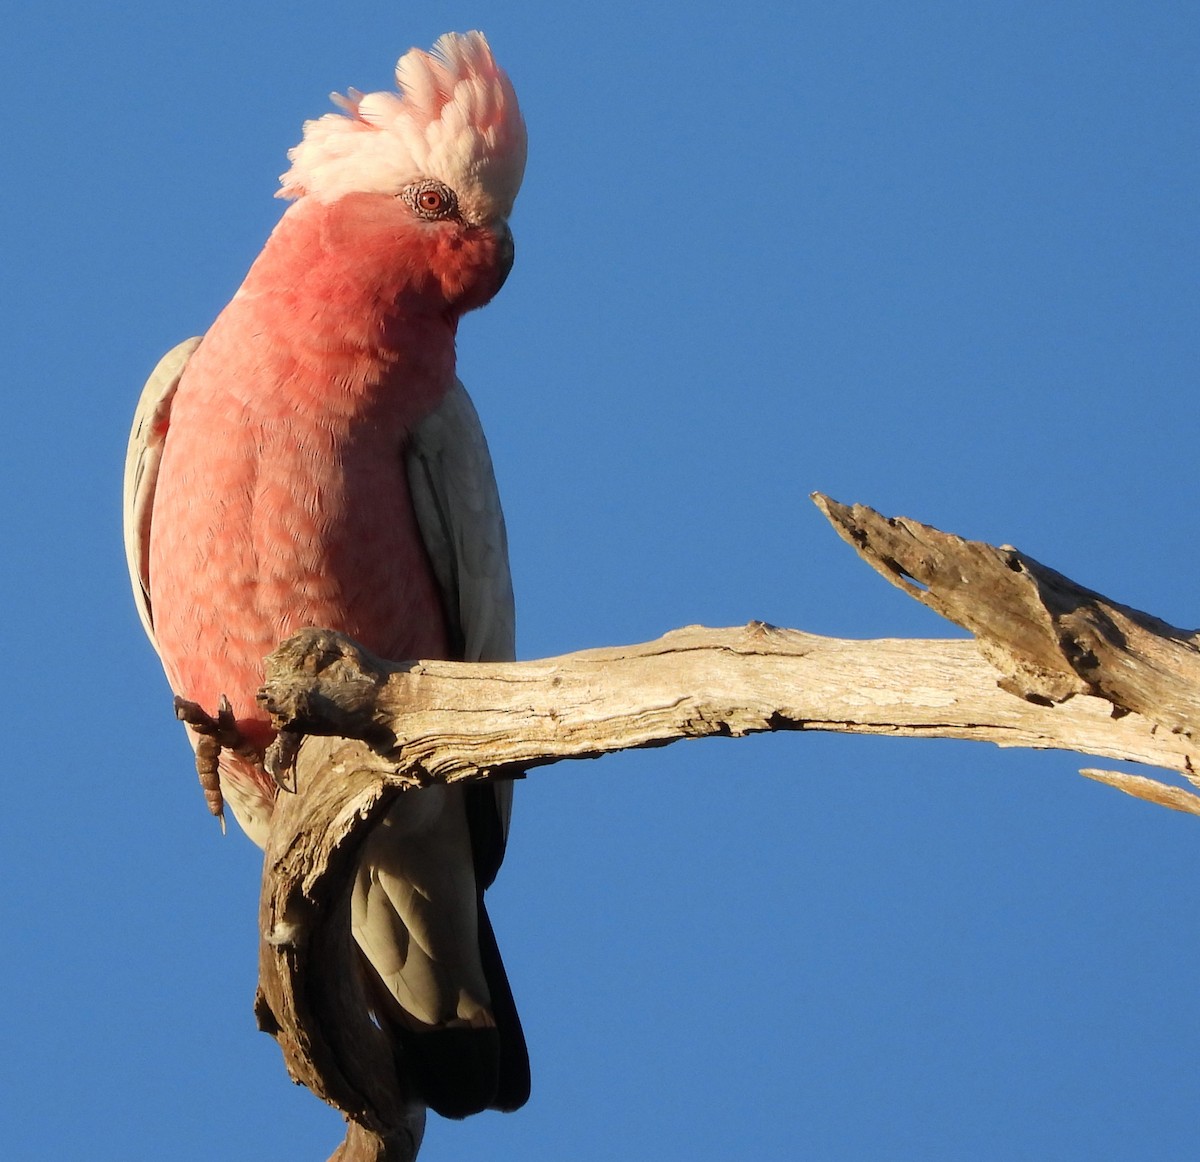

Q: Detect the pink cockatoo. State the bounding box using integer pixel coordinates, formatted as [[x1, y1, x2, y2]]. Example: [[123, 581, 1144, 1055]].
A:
[[123, 31, 529, 1119]]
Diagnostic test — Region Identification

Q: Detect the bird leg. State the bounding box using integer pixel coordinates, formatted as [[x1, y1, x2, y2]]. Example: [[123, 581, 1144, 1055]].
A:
[[174, 693, 260, 827]]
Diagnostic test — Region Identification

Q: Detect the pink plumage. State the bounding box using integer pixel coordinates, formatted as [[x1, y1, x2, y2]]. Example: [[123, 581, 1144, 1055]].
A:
[[125, 31, 529, 1120]]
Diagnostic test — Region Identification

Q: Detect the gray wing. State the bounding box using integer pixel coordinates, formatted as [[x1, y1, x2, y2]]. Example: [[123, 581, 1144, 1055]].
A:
[[122, 337, 202, 650], [406, 378, 516, 668], [406, 379, 516, 841], [350, 380, 527, 1117]]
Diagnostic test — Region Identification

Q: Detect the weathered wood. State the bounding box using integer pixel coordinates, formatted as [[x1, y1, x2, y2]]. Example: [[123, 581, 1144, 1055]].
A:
[[1080, 767, 1200, 816], [328, 1120, 423, 1162], [815, 494, 1200, 737], [259, 625, 1198, 785], [255, 733, 426, 1162], [252, 498, 1200, 1160]]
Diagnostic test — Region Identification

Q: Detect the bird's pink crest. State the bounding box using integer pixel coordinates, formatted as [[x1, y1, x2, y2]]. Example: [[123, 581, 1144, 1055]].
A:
[[279, 31, 526, 222]]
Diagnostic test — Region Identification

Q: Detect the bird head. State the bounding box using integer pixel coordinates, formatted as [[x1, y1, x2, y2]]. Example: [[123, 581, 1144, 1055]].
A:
[[278, 32, 526, 312]]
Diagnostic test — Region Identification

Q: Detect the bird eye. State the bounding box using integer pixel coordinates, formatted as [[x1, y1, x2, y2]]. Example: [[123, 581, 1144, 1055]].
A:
[[405, 181, 457, 220], [418, 189, 445, 213]]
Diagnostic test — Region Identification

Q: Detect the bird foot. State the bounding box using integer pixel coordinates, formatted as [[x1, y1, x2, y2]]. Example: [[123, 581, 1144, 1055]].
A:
[[264, 729, 303, 795], [174, 694, 258, 828]]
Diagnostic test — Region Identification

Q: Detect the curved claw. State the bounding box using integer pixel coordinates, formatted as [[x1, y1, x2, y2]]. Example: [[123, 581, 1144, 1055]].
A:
[[264, 729, 302, 794], [173, 694, 260, 825]]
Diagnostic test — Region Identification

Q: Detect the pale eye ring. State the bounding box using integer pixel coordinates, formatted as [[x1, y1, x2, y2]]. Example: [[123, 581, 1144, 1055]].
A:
[[404, 181, 458, 220]]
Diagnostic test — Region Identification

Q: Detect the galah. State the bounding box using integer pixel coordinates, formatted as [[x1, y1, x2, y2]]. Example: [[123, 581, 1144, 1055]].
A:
[[123, 31, 529, 1119]]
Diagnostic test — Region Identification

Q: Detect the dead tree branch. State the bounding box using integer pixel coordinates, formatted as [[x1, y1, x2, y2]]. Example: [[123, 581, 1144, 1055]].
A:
[[814, 494, 1200, 736], [252, 495, 1200, 1160]]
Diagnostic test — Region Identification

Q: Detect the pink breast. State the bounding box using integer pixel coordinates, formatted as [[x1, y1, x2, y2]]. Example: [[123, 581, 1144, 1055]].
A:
[[149, 363, 449, 749]]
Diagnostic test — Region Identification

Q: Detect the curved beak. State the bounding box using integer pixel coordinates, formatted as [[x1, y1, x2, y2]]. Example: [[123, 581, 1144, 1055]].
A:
[[494, 220, 515, 291]]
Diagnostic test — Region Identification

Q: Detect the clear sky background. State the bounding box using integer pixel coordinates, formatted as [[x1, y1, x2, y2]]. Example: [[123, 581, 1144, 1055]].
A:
[[4, 2, 1198, 1159]]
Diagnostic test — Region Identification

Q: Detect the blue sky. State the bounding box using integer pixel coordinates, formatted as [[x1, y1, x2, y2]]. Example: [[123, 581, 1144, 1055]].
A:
[[4, 2, 1199, 1159]]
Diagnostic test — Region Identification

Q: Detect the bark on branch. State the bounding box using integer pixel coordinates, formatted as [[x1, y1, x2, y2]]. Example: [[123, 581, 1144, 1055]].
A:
[[252, 496, 1200, 1161], [814, 494, 1200, 736]]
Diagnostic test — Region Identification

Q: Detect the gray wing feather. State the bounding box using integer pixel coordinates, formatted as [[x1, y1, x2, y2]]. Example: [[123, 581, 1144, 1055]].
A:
[[406, 379, 516, 667], [350, 379, 523, 1112], [406, 380, 517, 840], [122, 337, 202, 650]]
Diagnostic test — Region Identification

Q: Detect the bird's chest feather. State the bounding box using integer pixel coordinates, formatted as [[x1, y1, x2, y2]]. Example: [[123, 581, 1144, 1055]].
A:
[[149, 363, 449, 727]]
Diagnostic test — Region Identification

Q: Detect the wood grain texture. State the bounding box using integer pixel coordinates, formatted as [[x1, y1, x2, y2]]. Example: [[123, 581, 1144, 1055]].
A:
[[815, 493, 1200, 735]]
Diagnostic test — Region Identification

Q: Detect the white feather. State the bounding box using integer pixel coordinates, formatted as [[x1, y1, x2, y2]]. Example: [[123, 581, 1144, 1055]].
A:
[[122, 336, 202, 649], [278, 31, 526, 224]]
